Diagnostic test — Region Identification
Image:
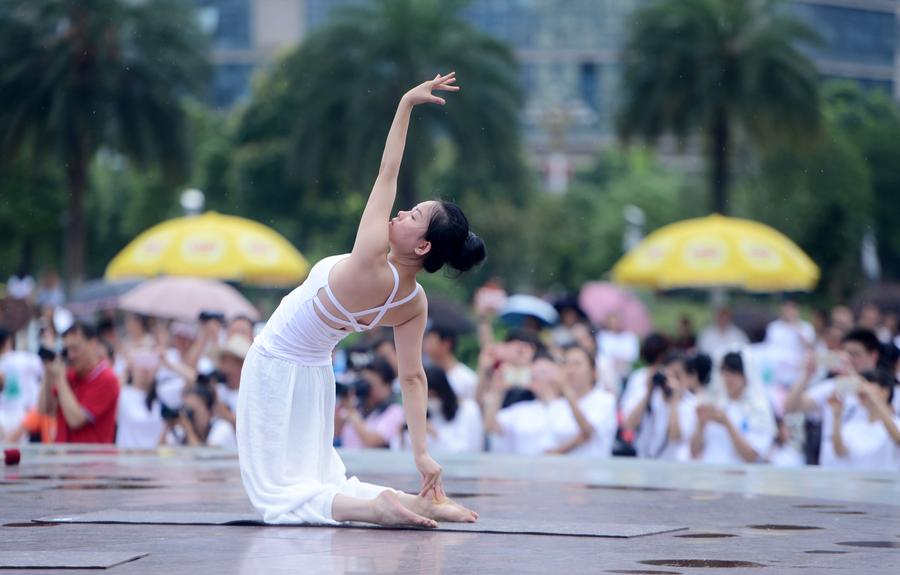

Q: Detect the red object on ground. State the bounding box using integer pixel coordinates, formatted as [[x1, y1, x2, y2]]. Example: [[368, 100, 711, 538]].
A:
[[4, 448, 21, 465]]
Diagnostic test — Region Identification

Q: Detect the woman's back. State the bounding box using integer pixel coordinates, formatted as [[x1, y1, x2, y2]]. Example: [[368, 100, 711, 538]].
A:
[[255, 254, 422, 366]]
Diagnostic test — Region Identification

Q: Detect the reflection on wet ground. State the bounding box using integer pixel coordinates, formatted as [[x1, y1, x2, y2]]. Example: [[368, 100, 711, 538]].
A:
[[836, 541, 900, 549], [747, 524, 823, 531], [2, 444, 898, 574], [640, 559, 764, 568]]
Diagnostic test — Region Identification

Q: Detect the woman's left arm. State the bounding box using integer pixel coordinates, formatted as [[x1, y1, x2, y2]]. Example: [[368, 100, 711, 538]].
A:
[[394, 295, 444, 498]]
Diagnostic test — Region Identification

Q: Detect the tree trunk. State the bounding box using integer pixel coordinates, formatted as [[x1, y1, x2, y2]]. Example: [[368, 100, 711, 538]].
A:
[[397, 139, 417, 211], [710, 108, 730, 215], [64, 140, 88, 294]]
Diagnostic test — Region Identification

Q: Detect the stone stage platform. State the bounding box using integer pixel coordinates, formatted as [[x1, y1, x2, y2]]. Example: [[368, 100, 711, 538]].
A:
[[2, 444, 899, 574]]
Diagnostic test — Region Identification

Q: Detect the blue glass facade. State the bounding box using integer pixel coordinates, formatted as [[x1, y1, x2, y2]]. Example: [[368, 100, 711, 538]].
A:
[[794, 2, 896, 67], [199, 0, 900, 124], [194, 0, 251, 50]]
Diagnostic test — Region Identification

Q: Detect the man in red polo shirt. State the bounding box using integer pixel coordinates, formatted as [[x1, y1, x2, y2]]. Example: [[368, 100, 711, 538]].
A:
[[38, 322, 119, 443]]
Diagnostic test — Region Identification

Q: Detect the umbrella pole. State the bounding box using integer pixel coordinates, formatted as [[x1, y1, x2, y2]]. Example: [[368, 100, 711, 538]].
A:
[[710, 286, 728, 309]]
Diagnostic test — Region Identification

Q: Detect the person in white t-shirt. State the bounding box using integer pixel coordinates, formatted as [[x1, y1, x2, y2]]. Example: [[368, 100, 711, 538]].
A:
[[213, 334, 250, 431], [400, 366, 483, 454], [545, 346, 617, 457], [691, 350, 776, 465], [423, 325, 478, 401], [483, 357, 559, 455], [596, 313, 640, 382], [764, 299, 816, 389], [623, 352, 698, 462], [116, 355, 164, 449], [0, 328, 43, 443], [620, 333, 671, 425], [827, 370, 900, 471], [784, 328, 882, 467], [698, 307, 749, 357]]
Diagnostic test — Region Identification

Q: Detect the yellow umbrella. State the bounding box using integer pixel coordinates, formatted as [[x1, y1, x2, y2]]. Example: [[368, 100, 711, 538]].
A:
[[105, 211, 309, 286], [612, 214, 819, 292]]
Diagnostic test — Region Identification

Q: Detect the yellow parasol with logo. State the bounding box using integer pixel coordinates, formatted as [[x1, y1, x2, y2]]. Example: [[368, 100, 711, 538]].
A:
[[612, 214, 819, 292], [105, 212, 309, 287]]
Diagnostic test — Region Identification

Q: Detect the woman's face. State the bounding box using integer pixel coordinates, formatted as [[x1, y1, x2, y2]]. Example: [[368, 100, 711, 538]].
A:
[[722, 369, 746, 400], [563, 348, 595, 393], [388, 200, 438, 256], [125, 314, 145, 338]]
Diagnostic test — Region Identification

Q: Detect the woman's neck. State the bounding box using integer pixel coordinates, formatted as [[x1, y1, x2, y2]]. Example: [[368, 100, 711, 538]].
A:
[[387, 252, 422, 279]]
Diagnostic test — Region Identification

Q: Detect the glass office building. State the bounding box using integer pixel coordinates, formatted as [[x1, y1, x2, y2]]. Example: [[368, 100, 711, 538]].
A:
[[198, 0, 899, 153]]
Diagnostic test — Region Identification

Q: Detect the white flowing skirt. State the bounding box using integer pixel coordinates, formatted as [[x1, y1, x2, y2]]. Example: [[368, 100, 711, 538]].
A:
[[236, 345, 390, 524]]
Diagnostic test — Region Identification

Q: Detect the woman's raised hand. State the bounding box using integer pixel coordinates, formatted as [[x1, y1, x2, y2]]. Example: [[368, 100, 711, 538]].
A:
[[403, 72, 459, 106]]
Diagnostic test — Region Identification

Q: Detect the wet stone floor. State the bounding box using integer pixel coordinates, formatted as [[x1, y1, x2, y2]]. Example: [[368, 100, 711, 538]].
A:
[[2, 445, 899, 574]]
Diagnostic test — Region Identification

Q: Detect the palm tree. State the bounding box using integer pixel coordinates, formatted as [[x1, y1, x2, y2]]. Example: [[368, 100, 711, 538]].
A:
[[0, 0, 208, 288], [617, 0, 821, 214], [236, 0, 526, 216]]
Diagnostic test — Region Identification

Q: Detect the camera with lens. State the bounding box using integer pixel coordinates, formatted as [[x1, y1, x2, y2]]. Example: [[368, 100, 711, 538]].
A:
[[198, 310, 226, 323], [652, 371, 673, 399], [38, 345, 68, 363], [160, 404, 181, 421]]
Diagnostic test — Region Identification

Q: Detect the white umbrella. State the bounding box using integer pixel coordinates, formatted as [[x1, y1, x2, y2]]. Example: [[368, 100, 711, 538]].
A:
[[499, 295, 559, 327]]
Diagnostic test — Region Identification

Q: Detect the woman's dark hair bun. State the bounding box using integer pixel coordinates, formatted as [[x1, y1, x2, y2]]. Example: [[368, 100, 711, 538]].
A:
[[448, 232, 486, 273], [423, 201, 487, 275]]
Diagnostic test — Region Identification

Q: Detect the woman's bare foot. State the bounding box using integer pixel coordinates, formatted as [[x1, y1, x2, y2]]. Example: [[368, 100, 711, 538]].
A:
[[372, 491, 437, 528], [398, 492, 478, 523]]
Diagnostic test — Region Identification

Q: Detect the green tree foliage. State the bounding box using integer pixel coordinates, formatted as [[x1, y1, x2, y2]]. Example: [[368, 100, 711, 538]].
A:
[[228, 0, 530, 261], [823, 82, 900, 280], [0, 0, 208, 287], [526, 149, 687, 291], [0, 157, 66, 277], [618, 0, 821, 215]]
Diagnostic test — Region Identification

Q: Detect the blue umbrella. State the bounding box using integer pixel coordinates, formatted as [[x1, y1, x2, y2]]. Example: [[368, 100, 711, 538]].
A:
[[499, 295, 559, 327]]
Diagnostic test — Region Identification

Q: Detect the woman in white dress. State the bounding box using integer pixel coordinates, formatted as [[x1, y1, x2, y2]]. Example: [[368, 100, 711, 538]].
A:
[[237, 73, 484, 528]]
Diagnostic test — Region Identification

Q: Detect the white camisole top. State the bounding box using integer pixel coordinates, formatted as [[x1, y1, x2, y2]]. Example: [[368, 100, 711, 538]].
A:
[[254, 254, 421, 366]]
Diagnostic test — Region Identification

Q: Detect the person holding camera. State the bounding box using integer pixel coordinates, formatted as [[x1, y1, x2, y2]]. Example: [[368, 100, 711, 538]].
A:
[[482, 356, 560, 455], [161, 383, 235, 449], [690, 350, 776, 464], [623, 353, 699, 461], [184, 310, 225, 376], [784, 328, 881, 467], [545, 345, 617, 457], [475, 330, 542, 410], [37, 322, 119, 444], [337, 358, 405, 449], [115, 349, 165, 449], [827, 370, 900, 471]]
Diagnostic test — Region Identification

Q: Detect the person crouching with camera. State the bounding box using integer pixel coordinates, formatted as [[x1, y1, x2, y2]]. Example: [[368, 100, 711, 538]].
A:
[[623, 352, 700, 461], [37, 322, 120, 444]]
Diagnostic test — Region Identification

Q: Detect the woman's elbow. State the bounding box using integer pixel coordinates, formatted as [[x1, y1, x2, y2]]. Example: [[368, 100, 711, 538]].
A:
[[399, 373, 426, 389]]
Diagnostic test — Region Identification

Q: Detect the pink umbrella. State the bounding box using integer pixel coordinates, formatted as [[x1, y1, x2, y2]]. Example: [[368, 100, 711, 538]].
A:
[[119, 277, 259, 322], [578, 282, 652, 337]]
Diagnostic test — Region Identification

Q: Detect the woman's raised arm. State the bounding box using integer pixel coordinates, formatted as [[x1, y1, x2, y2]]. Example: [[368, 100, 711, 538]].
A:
[[351, 73, 459, 262]]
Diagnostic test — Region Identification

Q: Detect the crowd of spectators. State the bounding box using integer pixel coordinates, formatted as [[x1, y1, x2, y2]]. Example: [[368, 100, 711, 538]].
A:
[[2, 270, 898, 473]]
